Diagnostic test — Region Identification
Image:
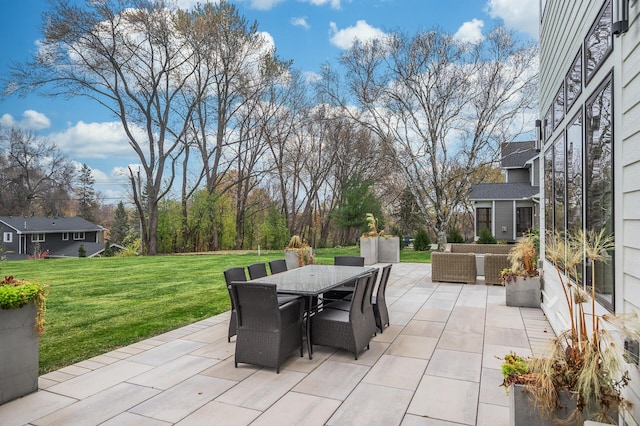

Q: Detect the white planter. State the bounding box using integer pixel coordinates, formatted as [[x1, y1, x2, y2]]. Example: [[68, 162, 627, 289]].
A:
[[0, 302, 39, 404], [360, 237, 379, 265], [378, 237, 400, 263], [284, 247, 312, 269], [505, 276, 541, 308]]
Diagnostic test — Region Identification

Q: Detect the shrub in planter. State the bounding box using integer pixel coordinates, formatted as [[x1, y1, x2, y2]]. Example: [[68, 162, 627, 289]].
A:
[[285, 235, 314, 269], [501, 229, 633, 425], [501, 231, 540, 308], [0, 276, 49, 404]]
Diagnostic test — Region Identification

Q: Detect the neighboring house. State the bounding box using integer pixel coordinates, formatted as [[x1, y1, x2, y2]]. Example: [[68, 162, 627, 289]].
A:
[[540, 0, 640, 422], [469, 141, 540, 242], [0, 216, 112, 259]]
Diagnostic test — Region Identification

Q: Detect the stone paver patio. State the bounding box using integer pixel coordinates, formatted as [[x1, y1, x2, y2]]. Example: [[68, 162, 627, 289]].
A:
[[0, 263, 554, 425]]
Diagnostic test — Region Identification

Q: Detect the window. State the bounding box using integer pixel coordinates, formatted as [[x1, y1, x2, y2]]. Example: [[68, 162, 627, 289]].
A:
[[544, 145, 554, 259], [62, 232, 69, 241], [73, 232, 85, 240], [553, 134, 566, 236], [32, 233, 45, 242], [586, 73, 614, 308], [585, 0, 613, 84], [544, 105, 553, 141], [516, 207, 533, 235], [553, 83, 565, 129], [476, 208, 492, 235], [565, 49, 582, 111], [566, 112, 583, 234], [3, 232, 12, 243]]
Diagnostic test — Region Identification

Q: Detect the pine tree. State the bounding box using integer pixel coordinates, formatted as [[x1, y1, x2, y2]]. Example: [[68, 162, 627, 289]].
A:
[[76, 164, 97, 222], [111, 201, 130, 245]]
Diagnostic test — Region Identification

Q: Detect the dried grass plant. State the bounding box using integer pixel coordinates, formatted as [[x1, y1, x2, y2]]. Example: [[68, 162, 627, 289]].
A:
[[503, 229, 635, 424]]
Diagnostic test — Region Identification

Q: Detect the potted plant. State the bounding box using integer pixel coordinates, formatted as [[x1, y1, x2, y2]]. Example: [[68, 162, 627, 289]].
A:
[[0, 275, 49, 404], [284, 235, 314, 269], [360, 213, 379, 265], [501, 230, 541, 308], [501, 229, 632, 425]]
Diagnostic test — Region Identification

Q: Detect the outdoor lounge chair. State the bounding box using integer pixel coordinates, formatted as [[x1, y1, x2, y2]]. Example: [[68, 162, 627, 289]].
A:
[[431, 252, 477, 284], [484, 254, 510, 285], [373, 264, 392, 333], [311, 273, 373, 359], [268, 259, 288, 275], [229, 282, 305, 373]]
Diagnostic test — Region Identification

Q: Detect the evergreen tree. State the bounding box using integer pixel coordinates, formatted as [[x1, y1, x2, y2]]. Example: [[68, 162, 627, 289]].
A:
[[76, 164, 97, 222], [111, 201, 130, 245]]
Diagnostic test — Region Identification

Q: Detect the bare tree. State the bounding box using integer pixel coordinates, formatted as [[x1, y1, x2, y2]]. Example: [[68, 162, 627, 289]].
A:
[[0, 128, 75, 216], [320, 27, 538, 248], [5, 0, 200, 254]]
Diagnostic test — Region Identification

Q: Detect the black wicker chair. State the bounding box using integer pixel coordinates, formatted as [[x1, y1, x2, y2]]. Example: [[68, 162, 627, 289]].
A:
[[223, 267, 248, 342], [323, 256, 366, 301], [247, 263, 268, 280], [229, 282, 304, 373], [324, 269, 379, 338], [268, 259, 288, 275], [334, 256, 365, 267], [373, 264, 392, 333], [311, 273, 373, 360]]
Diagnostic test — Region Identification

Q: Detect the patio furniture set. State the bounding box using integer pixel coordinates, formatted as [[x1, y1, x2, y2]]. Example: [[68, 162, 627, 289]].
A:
[[223, 257, 392, 373], [431, 243, 512, 285]]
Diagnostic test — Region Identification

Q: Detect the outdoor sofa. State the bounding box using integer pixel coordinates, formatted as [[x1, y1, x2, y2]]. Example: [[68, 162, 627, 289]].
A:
[[431, 252, 477, 284]]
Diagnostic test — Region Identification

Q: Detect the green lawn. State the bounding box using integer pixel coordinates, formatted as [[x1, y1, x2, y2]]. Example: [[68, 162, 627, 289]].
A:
[[1, 246, 430, 373]]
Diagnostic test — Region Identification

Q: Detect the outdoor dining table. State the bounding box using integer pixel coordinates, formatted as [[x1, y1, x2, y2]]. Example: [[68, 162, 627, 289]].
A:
[[248, 264, 375, 359]]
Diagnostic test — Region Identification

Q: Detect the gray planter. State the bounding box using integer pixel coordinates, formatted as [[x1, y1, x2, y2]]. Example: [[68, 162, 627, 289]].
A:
[[0, 301, 39, 404], [505, 276, 541, 308], [359, 237, 378, 265], [284, 247, 312, 270], [509, 384, 616, 425], [378, 237, 400, 263]]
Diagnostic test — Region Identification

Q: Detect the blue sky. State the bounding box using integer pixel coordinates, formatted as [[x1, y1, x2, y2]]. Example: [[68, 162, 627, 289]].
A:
[[0, 0, 538, 203]]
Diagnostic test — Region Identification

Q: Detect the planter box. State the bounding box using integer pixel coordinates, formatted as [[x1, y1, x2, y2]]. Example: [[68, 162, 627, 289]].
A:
[[505, 276, 541, 308], [509, 384, 616, 425], [0, 301, 39, 404], [378, 237, 400, 263], [359, 237, 378, 265], [284, 248, 312, 270]]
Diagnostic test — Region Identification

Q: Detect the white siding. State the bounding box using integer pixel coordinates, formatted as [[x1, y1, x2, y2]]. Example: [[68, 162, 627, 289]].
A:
[[541, 1, 640, 423]]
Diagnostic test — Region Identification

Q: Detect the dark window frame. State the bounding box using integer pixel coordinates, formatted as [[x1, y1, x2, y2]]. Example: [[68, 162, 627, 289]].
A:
[[585, 71, 614, 311], [476, 207, 492, 235], [584, 0, 613, 85], [553, 82, 565, 129], [565, 48, 583, 111]]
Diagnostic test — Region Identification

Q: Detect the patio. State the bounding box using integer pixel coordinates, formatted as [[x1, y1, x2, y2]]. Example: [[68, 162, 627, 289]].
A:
[[0, 263, 553, 426]]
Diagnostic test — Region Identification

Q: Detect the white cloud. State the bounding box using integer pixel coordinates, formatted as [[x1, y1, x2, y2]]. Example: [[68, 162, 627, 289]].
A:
[[329, 20, 388, 50], [291, 17, 311, 30], [303, 71, 322, 83], [304, 0, 345, 9], [48, 121, 141, 159], [175, 0, 219, 9], [0, 110, 51, 130], [454, 19, 485, 44], [486, 0, 539, 39], [248, 0, 286, 10]]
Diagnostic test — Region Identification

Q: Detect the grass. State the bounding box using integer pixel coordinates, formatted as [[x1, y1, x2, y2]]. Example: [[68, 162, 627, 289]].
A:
[[1, 245, 430, 373]]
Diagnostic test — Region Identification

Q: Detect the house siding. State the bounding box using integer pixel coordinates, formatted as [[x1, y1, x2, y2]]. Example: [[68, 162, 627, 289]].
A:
[[540, 0, 640, 422], [494, 201, 513, 241], [0, 223, 19, 254], [506, 168, 529, 183]]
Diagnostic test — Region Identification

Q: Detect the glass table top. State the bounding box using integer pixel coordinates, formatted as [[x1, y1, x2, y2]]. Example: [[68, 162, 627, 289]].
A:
[[248, 264, 375, 295]]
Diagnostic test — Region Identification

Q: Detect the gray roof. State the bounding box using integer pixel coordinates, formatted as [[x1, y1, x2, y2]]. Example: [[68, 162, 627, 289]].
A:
[[469, 182, 539, 200], [501, 141, 538, 168], [0, 216, 104, 233]]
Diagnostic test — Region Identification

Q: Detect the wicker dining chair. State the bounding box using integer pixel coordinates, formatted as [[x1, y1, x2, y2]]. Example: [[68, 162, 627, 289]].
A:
[[323, 256, 366, 301], [247, 263, 268, 280], [311, 273, 372, 360], [229, 282, 305, 373], [324, 269, 379, 338], [268, 259, 288, 275], [373, 264, 392, 333], [223, 267, 248, 342]]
